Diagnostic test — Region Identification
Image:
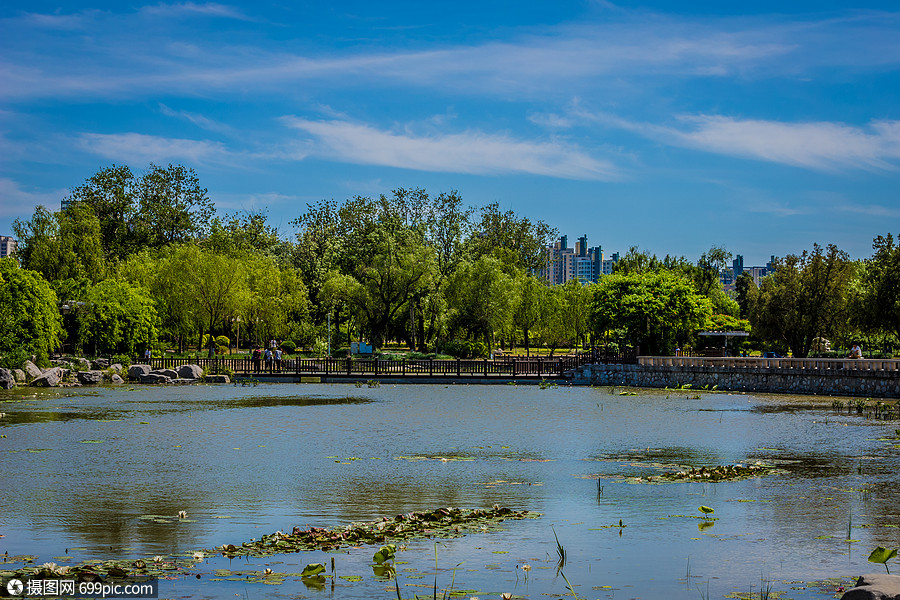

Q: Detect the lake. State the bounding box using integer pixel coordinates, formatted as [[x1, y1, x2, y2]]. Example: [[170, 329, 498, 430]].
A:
[[1, 383, 898, 599]]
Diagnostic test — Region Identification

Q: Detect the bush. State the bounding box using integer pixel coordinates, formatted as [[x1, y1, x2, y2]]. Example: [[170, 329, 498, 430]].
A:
[[436, 339, 487, 359], [281, 340, 296, 353], [0, 348, 29, 370], [110, 353, 132, 367], [215, 335, 230, 348]]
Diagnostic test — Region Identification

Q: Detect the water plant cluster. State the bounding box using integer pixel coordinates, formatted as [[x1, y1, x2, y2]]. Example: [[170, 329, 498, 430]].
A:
[[214, 505, 539, 559], [831, 398, 899, 420], [655, 463, 777, 483]]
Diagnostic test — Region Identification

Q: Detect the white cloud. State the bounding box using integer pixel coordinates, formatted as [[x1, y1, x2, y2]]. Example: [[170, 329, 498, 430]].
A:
[[282, 118, 621, 180], [660, 116, 900, 171], [77, 132, 233, 166]]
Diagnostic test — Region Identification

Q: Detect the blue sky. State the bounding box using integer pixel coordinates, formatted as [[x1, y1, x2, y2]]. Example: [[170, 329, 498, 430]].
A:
[[1, 1, 898, 267]]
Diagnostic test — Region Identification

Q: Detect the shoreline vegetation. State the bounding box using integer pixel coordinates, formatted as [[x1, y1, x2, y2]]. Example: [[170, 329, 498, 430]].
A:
[[0, 165, 896, 377]]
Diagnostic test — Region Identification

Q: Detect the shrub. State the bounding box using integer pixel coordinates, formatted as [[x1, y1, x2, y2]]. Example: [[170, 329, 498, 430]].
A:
[[437, 339, 488, 359], [281, 340, 296, 353], [215, 335, 230, 348]]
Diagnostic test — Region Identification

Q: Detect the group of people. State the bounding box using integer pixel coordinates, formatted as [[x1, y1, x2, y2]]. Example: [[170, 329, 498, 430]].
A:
[[251, 339, 284, 372]]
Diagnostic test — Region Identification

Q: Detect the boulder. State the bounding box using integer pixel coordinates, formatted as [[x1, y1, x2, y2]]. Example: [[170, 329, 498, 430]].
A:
[[140, 373, 172, 385], [73, 357, 91, 370], [176, 364, 203, 380], [151, 368, 179, 379], [13, 369, 25, 383], [110, 374, 125, 385], [76, 370, 104, 385], [205, 375, 231, 383], [109, 363, 124, 375], [842, 574, 900, 600], [172, 378, 199, 385], [23, 360, 43, 380], [51, 359, 72, 368], [0, 368, 15, 390], [128, 364, 152, 379], [91, 358, 110, 370], [31, 367, 63, 387]]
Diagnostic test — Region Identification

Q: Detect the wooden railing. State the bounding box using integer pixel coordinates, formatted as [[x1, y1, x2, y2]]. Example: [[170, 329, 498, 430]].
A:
[[145, 352, 618, 378], [637, 356, 900, 372]]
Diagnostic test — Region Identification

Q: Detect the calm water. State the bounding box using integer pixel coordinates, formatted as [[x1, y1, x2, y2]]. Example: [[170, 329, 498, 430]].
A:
[[1, 383, 898, 599]]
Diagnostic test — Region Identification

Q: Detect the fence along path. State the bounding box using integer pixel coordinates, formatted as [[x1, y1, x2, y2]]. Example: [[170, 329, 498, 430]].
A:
[[147, 350, 635, 379]]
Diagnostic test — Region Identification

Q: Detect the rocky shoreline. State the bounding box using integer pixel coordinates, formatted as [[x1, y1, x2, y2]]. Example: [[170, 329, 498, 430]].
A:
[[0, 357, 229, 389]]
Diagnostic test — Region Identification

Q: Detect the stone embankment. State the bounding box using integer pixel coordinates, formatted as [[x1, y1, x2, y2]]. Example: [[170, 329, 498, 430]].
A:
[[0, 358, 229, 389], [565, 363, 899, 398]]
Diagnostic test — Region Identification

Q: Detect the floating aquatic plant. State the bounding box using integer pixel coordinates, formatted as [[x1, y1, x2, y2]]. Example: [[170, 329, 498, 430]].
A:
[[867, 546, 898, 574]]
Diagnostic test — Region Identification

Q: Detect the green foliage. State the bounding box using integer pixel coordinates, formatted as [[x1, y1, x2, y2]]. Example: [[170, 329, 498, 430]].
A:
[[0, 258, 64, 363], [437, 338, 487, 358], [592, 270, 712, 355], [751, 244, 853, 358], [281, 339, 296, 353], [78, 279, 160, 355], [867, 546, 898, 574], [301, 563, 326, 578], [373, 544, 397, 564], [215, 335, 230, 347]]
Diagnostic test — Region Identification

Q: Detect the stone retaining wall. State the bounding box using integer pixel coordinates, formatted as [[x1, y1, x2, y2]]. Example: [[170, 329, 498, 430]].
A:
[[565, 363, 899, 398]]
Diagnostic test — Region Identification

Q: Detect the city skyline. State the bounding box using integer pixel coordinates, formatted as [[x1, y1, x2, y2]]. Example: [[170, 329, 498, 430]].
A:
[[2, 1, 899, 267]]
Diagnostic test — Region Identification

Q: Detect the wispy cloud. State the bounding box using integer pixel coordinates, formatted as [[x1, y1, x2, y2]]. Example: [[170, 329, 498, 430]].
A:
[[158, 104, 235, 135], [4, 10, 897, 102], [282, 118, 621, 180], [654, 115, 900, 171], [0, 178, 66, 217], [77, 132, 234, 166], [139, 2, 253, 21]]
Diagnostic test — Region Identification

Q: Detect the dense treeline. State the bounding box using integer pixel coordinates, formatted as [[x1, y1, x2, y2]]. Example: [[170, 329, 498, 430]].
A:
[[1, 164, 897, 366]]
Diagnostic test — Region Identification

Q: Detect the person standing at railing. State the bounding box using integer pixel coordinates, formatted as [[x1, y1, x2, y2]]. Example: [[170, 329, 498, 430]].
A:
[[252, 347, 261, 372], [848, 342, 862, 359], [275, 347, 282, 372]]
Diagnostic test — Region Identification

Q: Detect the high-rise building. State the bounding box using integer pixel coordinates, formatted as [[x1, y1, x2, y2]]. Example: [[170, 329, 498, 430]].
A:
[[0, 236, 17, 259], [728, 253, 777, 288], [542, 235, 616, 285]]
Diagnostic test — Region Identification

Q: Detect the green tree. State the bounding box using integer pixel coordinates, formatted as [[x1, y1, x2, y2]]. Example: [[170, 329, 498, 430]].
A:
[[513, 273, 550, 355], [467, 202, 556, 272], [752, 244, 853, 358], [734, 271, 757, 319], [591, 271, 712, 355], [65, 164, 139, 260], [0, 258, 64, 364], [78, 279, 160, 355], [445, 256, 515, 352], [852, 234, 900, 345], [12, 203, 105, 286], [136, 163, 215, 249]]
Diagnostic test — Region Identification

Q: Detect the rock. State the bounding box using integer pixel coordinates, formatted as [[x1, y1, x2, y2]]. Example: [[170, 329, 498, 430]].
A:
[[13, 369, 25, 383], [51, 359, 73, 368], [73, 357, 91, 370], [151, 368, 178, 379], [140, 373, 172, 385], [176, 364, 203, 379], [205, 375, 230, 383], [31, 367, 63, 387], [128, 364, 151, 379], [0, 368, 15, 389], [110, 374, 124, 385], [172, 378, 199, 385], [108, 363, 124, 375], [76, 370, 104, 385], [91, 358, 110, 370], [842, 574, 900, 600], [23, 360, 43, 380]]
